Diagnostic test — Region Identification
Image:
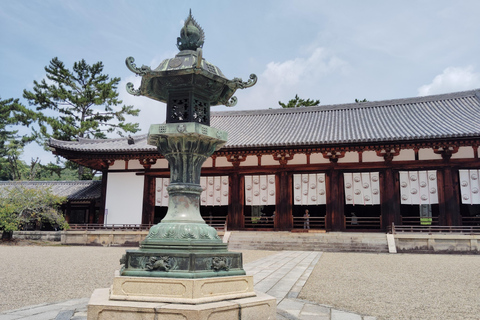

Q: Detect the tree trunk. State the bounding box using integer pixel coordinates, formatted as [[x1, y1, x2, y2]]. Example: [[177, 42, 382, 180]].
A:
[[1, 230, 13, 241]]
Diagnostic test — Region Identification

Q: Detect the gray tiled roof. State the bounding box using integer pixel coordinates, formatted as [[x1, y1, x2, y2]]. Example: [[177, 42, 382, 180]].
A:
[[49, 135, 155, 153], [49, 89, 480, 152], [0, 181, 101, 200]]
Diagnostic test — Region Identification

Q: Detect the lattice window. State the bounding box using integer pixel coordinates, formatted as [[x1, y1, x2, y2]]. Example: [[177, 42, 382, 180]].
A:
[[193, 99, 208, 123], [171, 98, 189, 121]]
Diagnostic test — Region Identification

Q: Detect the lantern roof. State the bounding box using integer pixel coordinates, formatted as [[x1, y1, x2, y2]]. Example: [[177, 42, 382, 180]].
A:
[[125, 10, 256, 107]]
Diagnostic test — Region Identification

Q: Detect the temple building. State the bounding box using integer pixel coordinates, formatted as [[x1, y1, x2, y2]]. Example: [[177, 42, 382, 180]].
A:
[[0, 180, 101, 226], [49, 89, 480, 232]]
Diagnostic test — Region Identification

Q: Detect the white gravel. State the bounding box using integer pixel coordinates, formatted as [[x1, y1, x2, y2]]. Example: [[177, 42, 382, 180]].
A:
[[0, 243, 276, 312], [299, 252, 480, 320]]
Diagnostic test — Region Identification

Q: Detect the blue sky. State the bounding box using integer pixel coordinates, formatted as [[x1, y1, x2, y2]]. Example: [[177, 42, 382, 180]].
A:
[[1, 0, 480, 164]]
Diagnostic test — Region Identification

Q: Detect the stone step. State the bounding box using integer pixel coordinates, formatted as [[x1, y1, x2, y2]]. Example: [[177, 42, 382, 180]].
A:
[[227, 231, 389, 253]]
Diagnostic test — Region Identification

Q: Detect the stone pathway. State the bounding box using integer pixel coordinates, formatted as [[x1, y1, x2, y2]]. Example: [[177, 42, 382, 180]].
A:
[[0, 251, 375, 320]]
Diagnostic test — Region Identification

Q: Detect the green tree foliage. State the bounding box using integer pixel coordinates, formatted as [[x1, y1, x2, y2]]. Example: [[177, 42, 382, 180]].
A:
[[278, 94, 320, 108], [23, 57, 140, 140], [355, 98, 368, 103], [0, 97, 38, 181], [23, 57, 141, 179], [0, 185, 68, 240]]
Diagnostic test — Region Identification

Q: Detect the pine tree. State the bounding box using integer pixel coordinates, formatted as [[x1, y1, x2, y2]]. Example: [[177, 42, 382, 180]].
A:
[[0, 97, 37, 180], [23, 57, 141, 179], [278, 94, 320, 108]]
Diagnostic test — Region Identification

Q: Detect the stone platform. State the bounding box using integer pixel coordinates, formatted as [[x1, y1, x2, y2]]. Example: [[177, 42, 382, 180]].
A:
[[88, 287, 276, 320], [88, 271, 276, 319], [109, 272, 255, 304]]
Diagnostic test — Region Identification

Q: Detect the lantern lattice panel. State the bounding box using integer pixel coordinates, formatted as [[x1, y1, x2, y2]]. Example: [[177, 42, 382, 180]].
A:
[[293, 173, 326, 205], [344, 172, 380, 205], [245, 175, 276, 206], [399, 171, 438, 205], [459, 169, 480, 204]]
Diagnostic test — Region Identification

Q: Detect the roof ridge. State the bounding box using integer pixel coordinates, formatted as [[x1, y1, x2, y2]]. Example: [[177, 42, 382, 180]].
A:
[[50, 134, 149, 145], [0, 180, 99, 185], [211, 88, 480, 117]]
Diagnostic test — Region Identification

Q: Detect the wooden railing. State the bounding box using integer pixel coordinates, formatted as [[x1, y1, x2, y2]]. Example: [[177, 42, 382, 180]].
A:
[[244, 215, 274, 228], [68, 224, 153, 231], [462, 216, 480, 226], [390, 223, 480, 234], [344, 216, 382, 229], [292, 216, 325, 229], [202, 216, 228, 231], [69, 218, 227, 232], [400, 216, 439, 225]]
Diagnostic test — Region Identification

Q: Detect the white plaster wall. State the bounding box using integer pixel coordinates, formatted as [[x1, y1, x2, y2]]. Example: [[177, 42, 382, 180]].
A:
[[128, 160, 145, 170], [310, 153, 330, 164], [362, 151, 383, 162], [215, 157, 233, 167], [337, 152, 359, 163], [288, 153, 307, 165], [451, 146, 475, 159], [393, 149, 415, 161], [109, 160, 125, 170], [418, 148, 443, 160], [261, 155, 279, 166], [105, 172, 144, 225], [239, 155, 258, 167], [151, 159, 169, 169], [202, 157, 213, 168]]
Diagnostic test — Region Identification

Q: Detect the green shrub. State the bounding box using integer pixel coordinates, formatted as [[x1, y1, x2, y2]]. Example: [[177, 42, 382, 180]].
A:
[[0, 185, 69, 235]]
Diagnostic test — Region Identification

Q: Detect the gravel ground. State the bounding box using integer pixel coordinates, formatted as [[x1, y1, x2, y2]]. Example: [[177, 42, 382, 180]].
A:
[[2, 243, 479, 319], [0, 242, 276, 312], [299, 252, 480, 320]]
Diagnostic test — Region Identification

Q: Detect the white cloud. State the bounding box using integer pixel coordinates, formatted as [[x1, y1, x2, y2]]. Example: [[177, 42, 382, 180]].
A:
[[233, 47, 348, 110], [418, 66, 480, 96]]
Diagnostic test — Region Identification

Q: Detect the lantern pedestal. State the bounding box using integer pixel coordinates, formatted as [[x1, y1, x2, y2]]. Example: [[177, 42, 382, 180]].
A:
[[88, 286, 276, 320], [87, 10, 275, 319]]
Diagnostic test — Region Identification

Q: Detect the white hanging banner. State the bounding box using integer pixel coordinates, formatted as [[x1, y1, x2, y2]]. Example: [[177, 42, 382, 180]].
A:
[[245, 175, 276, 205], [155, 178, 170, 207], [158, 176, 228, 207], [399, 170, 438, 205], [343, 172, 380, 205], [293, 173, 326, 205], [459, 169, 480, 204]]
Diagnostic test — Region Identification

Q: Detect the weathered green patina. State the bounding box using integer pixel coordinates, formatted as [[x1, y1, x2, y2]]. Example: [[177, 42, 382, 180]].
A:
[[120, 11, 257, 278]]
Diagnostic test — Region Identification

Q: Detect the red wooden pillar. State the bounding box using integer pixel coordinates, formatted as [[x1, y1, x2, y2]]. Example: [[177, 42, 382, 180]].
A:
[[442, 167, 461, 226], [98, 170, 108, 225], [88, 201, 96, 224], [276, 171, 293, 230], [381, 168, 400, 230], [142, 175, 155, 225], [326, 169, 344, 231], [228, 173, 244, 230]]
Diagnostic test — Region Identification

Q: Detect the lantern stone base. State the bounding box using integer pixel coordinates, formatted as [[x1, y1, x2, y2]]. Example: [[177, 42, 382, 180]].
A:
[[110, 271, 256, 304], [87, 275, 277, 320]]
